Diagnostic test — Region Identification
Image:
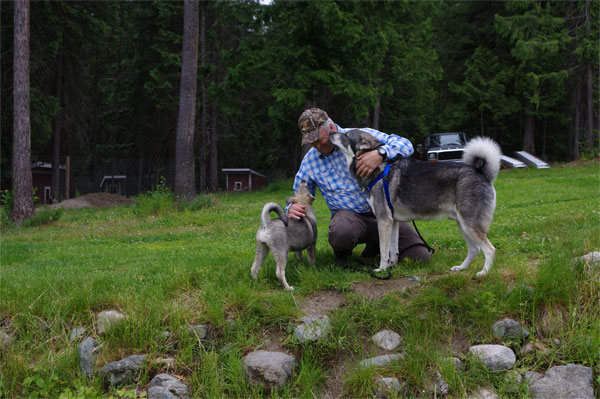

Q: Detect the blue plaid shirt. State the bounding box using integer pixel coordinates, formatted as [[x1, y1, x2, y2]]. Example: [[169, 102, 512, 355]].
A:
[[291, 126, 414, 215]]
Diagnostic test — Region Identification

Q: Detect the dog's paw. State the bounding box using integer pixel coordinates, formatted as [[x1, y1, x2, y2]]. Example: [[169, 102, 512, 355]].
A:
[[450, 266, 465, 272], [475, 270, 488, 277], [285, 286, 295, 291]]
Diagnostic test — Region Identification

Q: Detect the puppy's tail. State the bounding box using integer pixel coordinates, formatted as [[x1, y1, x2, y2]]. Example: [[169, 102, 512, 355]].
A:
[[463, 137, 502, 184], [261, 202, 288, 226]]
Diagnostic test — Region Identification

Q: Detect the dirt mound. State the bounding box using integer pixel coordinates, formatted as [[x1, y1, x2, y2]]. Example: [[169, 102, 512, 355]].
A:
[[51, 192, 132, 209]]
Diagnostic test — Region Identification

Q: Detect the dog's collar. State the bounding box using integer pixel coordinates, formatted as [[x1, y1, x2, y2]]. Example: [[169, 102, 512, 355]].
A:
[[366, 163, 394, 215]]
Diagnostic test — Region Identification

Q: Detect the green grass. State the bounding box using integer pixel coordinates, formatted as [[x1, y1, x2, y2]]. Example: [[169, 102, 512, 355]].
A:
[[1, 162, 599, 398]]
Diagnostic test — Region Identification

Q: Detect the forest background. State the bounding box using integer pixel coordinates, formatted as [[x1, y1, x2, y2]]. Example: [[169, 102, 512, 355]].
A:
[[1, 0, 598, 196]]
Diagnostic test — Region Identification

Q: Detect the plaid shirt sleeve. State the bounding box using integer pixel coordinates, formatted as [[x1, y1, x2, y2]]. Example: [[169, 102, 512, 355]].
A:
[[288, 126, 414, 215]]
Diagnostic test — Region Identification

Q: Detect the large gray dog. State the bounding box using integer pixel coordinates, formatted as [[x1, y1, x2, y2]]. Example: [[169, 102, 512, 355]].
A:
[[251, 181, 317, 290], [329, 130, 502, 277]]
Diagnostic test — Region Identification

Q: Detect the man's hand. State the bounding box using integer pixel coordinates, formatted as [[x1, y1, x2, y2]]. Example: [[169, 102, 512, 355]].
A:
[[288, 203, 306, 220], [356, 149, 384, 177]]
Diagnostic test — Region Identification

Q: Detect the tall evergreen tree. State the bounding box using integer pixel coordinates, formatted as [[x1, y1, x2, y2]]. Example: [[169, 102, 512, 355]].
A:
[[12, 0, 34, 224], [174, 0, 199, 201]]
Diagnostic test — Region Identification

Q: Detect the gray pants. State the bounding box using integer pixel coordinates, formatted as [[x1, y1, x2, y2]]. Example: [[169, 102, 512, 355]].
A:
[[328, 209, 431, 262]]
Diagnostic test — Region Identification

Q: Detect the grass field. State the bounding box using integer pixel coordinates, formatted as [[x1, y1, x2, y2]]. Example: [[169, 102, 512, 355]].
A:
[[1, 161, 599, 398]]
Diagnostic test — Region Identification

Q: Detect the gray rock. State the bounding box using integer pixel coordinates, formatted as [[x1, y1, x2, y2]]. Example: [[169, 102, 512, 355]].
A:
[[78, 337, 98, 377], [573, 251, 600, 265], [530, 363, 594, 399], [469, 345, 516, 371], [294, 315, 330, 343], [70, 327, 86, 341], [492, 318, 529, 340], [359, 353, 403, 368], [187, 324, 208, 340], [372, 330, 400, 351], [425, 371, 449, 396], [467, 387, 498, 399], [0, 330, 13, 349], [521, 342, 549, 356], [243, 350, 296, 389], [147, 373, 190, 399], [446, 356, 464, 370], [99, 354, 146, 386], [375, 377, 403, 399], [97, 310, 126, 335], [524, 371, 543, 385], [504, 370, 522, 393]]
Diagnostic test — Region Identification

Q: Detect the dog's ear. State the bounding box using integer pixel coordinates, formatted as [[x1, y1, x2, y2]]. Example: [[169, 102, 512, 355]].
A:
[[305, 193, 315, 205], [285, 196, 297, 205], [358, 132, 377, 151]]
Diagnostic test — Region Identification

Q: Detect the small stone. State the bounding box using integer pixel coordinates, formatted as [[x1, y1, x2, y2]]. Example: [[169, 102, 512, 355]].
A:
[[359, 353, 403, 368], [521, 342, 549, 356], [99, 354, 146, 386], [504, 370, 522, 393], [78, 337, 99, 377], [147, 373, 190, 399], [467, 387, 498, 399], [294, 315, 330, 343], [0, 330, 13, 349], [372, 330, 401, 351], [70, 327, 86, 341], [425, 371, 449, 396], [243, 350, 296, 389], [375, 377, 403, 399], [187, 324, 208, 340], [469, 345, 516, 371], [97, 310, 126, 335], [492, 318, 529, 340]]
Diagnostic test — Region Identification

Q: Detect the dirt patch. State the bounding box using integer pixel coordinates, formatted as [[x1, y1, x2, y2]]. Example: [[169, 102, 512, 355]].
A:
[[51, 192, 132, 209], [299, 290, 347, 315], [352, 277, 416, 301]]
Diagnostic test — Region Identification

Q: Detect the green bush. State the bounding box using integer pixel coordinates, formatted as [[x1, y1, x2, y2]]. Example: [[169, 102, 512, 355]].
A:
[[134, 177, 175, 216], [22, 208, 64, 227]]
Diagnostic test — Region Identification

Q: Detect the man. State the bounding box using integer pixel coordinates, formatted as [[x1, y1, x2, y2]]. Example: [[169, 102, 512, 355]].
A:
[[288, 108, 431, 267]]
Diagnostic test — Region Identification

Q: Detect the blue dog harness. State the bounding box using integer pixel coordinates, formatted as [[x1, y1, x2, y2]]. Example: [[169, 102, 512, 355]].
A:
[[366, 163, 394, 215]]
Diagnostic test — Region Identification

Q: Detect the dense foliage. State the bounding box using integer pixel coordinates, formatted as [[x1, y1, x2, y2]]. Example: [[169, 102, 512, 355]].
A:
[[1, 0, 598, 189]]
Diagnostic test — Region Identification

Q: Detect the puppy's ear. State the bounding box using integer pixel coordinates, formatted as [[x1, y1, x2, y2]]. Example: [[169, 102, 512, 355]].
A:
[[305, 193, 315, 205], [358, 133, 375, 151]]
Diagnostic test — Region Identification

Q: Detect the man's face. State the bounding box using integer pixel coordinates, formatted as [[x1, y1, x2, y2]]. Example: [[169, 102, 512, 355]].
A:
[[311, 123, 336, 154]]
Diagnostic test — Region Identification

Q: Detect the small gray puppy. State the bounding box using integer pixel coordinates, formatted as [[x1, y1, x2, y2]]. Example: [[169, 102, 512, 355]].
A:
[[251, 181, 317, 290]]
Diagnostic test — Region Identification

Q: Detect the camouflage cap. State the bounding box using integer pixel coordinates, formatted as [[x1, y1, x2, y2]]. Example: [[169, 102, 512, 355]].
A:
[[298, 108, 329, 145]]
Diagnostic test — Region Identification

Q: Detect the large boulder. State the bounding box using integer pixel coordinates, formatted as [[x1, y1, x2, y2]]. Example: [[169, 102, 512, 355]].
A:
[[530, 364, 594, 399], [243, 350, 296, 389]]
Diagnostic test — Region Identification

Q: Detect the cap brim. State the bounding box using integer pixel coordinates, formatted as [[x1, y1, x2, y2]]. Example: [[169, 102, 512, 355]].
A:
[[301, 130, 319, 145]]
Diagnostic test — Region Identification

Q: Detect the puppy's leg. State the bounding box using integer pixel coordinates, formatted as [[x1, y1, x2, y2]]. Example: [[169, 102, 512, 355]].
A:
[[251, 241, 269, 280], [295, 251, 304, 262], [388, 220, 400, 265], [450, 221, 481, 273], [306, 245, 316, 264], [375, 217, 394, 272], [272, 247, 294, 291], [475, 237, 495, 277]]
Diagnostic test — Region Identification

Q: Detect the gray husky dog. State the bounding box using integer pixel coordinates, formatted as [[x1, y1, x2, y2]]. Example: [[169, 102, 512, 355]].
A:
[[250, 181, 317, 290], [329, 130, 502, 277]]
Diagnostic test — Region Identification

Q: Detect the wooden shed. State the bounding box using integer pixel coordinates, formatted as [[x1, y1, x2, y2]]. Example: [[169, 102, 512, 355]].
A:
[[222, 168, 266, 192], [31, 161, 65, 204]]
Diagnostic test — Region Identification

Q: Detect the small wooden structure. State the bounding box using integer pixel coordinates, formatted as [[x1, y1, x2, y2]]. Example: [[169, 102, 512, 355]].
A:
[[222, 168, 266, 192], [100, 175, 126, 195], [31, 161, 65, 204]]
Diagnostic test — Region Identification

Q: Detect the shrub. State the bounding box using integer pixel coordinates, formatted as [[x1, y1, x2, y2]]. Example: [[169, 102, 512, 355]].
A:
[[135, 178, 175, 217], [22, 208, 64, 227]]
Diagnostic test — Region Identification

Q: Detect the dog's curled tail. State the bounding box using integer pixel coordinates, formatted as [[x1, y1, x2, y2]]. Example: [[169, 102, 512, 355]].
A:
[[462, 137, 502, 184], [261, 202, 288, 226]]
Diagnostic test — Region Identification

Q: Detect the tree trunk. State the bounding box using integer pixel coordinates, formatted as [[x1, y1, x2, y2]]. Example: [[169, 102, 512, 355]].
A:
[[209, 100, 218, 191], [52, 43, 64, 204], [522, 114, 536, 154], [584, 0, 595, 150], [198, 2, 207, 193], [372, 95, 380, 130], [12, 0, 34, 225], [174, 0, 199, 202], [572, 75, 581, 160]]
